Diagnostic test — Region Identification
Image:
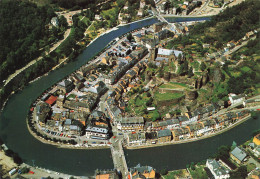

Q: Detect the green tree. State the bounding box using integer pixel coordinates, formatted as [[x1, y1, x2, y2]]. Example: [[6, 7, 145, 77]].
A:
[[59, 15, 68, 28], [230, 166, 248, 179], [160, 169, 168, 175], [200, 62, 206, 71], [188, 67, 194, 77], [215, 145, 230, 159], [127, 33, 134, 42]]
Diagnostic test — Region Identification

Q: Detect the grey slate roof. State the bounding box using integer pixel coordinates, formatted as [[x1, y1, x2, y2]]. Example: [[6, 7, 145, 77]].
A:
[[231, 147, 247, 162], [158, 129, 172, 138]]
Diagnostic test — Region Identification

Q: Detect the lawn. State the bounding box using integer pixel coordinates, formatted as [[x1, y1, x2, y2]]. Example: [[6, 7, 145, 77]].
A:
[[101, 7, 118, 19], [189, 165, 208, 179], [78, 15, 90, 26], [163, 169, 189, 179], [67, 93, 76, 100], [191, 61, 200, 71], [154, 91, 184, 101], [55, 27, 75, 54], [126, 92, 155, 116], [160, 82, 188, 89], [241, 66, 251, 73]]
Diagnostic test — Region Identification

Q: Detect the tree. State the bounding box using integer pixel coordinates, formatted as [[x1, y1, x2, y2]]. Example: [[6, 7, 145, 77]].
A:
[[160, 169, 168, 175], [188, 67, 194, 77], [183, 60, 189, 73], [59, 15, 68, 28], [117, 0, 125, 8], [13, 153, 23, 164], [200, 62, 206, 71], [0, 137, 3, 145], [215, 145, 230, 159], [230, 166, 248, 179], [146, 98, 153, 106], [127, 33, 134, 42]]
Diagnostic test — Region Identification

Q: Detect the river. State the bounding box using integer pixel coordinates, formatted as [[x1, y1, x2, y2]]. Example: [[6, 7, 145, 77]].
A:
[[1, 16, 259, 176]]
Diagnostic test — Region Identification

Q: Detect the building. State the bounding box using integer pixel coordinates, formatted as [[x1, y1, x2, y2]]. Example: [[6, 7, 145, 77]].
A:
[[95, 14, 103, 21], [153, 22, 167, 33], [63, 100, 90, 113], [95, 170, 119, 179], [45, 95, 57, 106], [89, 110, 106, 121], [206, 159, 230, 179], [36, 101, 51, 126], [57, 79, 74, 93], [85, 125, 109, 140], [116, 117, 144, 131], [172, 128, 184, 141], [157, 129, 172, 143], [129, 164, 156, 179], [230, 147, 247, 164], [253, 134, 260, 145], [177, 116, 190, 126], [51, 17, 59, 27], [127, 132, 146, 145], [145, 132, 158, 144], [253, 146, 260, 158], [228, 93, 245, 105], [157, 48, 183, 59]]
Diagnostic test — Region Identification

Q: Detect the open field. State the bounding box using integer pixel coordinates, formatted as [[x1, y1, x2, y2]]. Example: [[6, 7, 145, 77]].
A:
[[160, 82, 188, 89], [154, 91, 184, 101]]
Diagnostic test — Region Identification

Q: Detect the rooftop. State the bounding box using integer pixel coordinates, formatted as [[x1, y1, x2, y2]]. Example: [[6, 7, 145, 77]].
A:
[[231, 147, 247, 162]]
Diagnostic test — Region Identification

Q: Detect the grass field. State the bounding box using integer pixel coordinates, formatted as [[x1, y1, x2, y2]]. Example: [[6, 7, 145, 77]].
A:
[[78, 15, 90, 26], [154, 91, 184, 101], [160, 82, 188, 89]]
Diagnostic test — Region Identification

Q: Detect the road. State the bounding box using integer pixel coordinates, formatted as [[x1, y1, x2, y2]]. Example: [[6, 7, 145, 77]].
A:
[[110, 135, 129, 178], [191, 0, 210, 16], [224, 36, 256, 56]]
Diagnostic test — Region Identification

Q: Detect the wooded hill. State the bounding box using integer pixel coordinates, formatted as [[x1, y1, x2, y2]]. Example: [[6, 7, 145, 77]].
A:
[[0, 0, 57, 82]]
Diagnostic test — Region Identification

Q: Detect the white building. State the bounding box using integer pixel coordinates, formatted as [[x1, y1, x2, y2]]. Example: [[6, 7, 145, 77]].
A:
[[206, 159, 230, 179], [85, 125, 109, 140], [228, 93, 245, 105], [51, 17, 59, 27]]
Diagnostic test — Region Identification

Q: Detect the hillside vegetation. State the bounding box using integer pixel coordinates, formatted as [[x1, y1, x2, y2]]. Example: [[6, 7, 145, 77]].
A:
[[166, 0, 260, 50], [0, 0, 57, 82]]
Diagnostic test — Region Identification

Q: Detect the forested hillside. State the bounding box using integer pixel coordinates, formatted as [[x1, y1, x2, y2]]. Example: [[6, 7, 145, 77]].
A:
[[51, 0, 109, 10], [166, 0, 260, 50], [0, 0, 57, 82], [191, 0, 260, 46]]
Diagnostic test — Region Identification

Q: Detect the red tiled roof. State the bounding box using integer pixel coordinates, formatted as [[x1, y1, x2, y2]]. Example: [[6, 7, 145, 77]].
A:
[[45, 95, 57, 105]]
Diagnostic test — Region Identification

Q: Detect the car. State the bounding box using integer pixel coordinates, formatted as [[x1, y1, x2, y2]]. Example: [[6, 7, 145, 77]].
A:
[[113, 136, 116, 138]]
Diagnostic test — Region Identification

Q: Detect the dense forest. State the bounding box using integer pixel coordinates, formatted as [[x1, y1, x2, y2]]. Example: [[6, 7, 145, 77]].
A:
[[0, 0, 60, 82], [166, 0, 260, 49], [51, 0, 154, 10], [191, 0, 260, 46], [51, 0, 109, 10]]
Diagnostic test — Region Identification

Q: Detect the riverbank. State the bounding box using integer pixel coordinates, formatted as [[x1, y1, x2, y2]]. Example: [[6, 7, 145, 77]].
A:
[[26, 116, 110, 150], [126, 114, 252, 150], [20, 163, 83, 179]]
